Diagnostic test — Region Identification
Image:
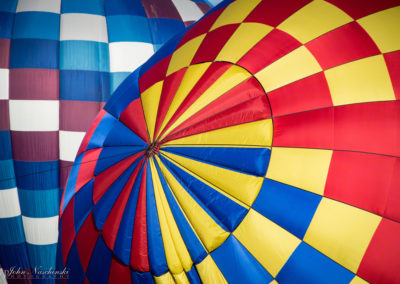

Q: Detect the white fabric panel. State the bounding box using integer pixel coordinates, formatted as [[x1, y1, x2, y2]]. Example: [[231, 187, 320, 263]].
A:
[[59, 131, 86, 162], [0, 69, 9, 100], [16, 0, 61, 13], [60, 13, 108, 43], [0, 268, 6, 284], [109, 42, 154, 72], [9, 100, 59, 131], [172, 0, 204, 22], [0, 188, 21, 218], [22, 216, 58, 245]]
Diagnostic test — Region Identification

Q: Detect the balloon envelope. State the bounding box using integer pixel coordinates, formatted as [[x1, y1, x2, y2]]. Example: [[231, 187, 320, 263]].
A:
[[60, 0, 400, 283]]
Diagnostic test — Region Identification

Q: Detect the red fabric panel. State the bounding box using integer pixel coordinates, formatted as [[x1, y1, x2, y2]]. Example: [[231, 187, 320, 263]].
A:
[[165, 77, 269, 139], [60, 100, 104, 132], [326, 0, 399, 19], [102, 160, 144, 250], [76, 213, 100, 273], [59, 160, 73, 191], [139, 55, 171, 94], [92, 152, 143, 204], [11, 131, 58, 161], [9, 69, 59, 100], [245, 0, 312, 27], [306, 21, 380, 70], [0, 39, 10, 68], [75, 148, 102, 193], [120, 99, 149, 143], [268, 72, 333, 117], [164, 95, 271, 143], [325, 151, 400, 222], [131, 163, 150, 271], [384, 51, 400, 100], [237, 29, 301, 74], [0, 100, 9, 130], [154, 68, 187, 139], [61, 198, 76, 265], [191, 24, 239, 64], [272, 107, 334, 149], [141, 0, 181, 20], [108, 258, 131, 284], [358, 219, 400, 284], [78, 110, 106, 156]]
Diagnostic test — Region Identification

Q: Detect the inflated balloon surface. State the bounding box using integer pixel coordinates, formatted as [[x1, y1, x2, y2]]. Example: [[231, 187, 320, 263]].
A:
[[0, 0, 217, 280], [60, 0, 400, 283]]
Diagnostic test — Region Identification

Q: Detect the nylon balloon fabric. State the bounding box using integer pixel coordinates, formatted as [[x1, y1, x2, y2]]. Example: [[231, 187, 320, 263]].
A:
[[59, 0, 400, 283], [0, 0, 217, 282]]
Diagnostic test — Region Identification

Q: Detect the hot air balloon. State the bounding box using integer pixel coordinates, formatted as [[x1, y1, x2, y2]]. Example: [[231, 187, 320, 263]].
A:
[[59, 0, 399, 283], [0, 0, 217, 281]]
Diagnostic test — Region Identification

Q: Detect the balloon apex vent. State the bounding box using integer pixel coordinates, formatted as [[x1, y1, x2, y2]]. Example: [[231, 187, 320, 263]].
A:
[[146, 142, 160, 157]]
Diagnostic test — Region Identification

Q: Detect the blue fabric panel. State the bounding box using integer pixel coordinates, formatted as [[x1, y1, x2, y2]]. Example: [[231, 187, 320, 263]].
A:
[[276, 242, 355, 284], [13, 12, 60, 40], [0, 12, 14, 38], [104, 69, 141, 117], [62, 154, 82, 212], [145, 162, 168, 276], [103, 120, 147, 147], [65, 241, 85, 284], [186, 266, 201, 284], [131, 271, 154, 284], [61, 0, 104, 15], [0, 159, 16, 189], [0, 0, 17, 13], [18, 188, 59, 218], [60, 70, 110, 101], [93, 158, 141, 230], [95, 146, 145, 176], [107, 15, 152, 43], [10, 38, 59, 69], [87, 113, 116, 150], [110, 71, 130, 94], [253, 179, 322, 239], [154, 160, 207, 263], [86, 236, 112, 284], [211, 235, 273, 284], [0, 131, 12, 159], [148, 18, 185, 45], [26, 243, 57, 271], [163, 146, 270, 177], [160, 156, 247, 232], [104, 0, 146, 16], [0, 216, 25, 245], [14, 161, 59, 190], [0, 243, 30, 269], [113, 166, 143, 265], [73, 179, 94, 232], [55, 237, 64, 282], [60, 41, 109, 72]]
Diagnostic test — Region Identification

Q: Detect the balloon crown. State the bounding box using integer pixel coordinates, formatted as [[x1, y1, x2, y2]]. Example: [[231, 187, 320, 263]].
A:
[[145, 141, 160, 157]]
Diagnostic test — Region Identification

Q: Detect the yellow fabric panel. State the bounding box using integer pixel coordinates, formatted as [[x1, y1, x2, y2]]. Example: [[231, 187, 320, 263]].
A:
[[196, 255, 228, 284], [163, 65, 252, 138], [210, 0, 261, 31], [172, 271, 190, 284], [154, 272, 175, 284], [158, 63, 211, 139], [270, 281, 279, 284], [325, 55, 395, 106], [215, 23, 273, 63], [150, 159, 192, 274], [141, 81, 163, 142], [304, 198, 381, 273], [233, 209, 301, 277], [164, 119, 273, 147], [155, 156, 229, 252], [166, 34, 206, 76], [159, 152, 250, 209], [350, 276, 369, 284], [277, 0, 353, 43], [266, 147, 333, 196], [357, 6, 400, 53], [161, 151, 264, 207], [255, 46, 322, 93]]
